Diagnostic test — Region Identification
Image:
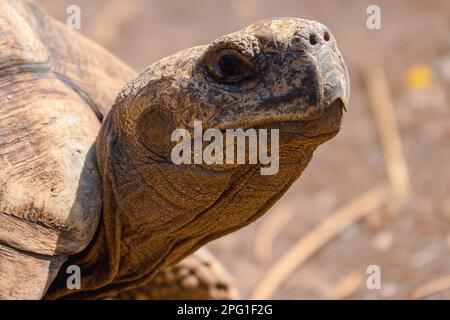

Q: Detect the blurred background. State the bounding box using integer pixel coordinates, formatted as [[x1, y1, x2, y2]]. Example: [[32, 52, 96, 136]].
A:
[[38, 0, 450, 299]]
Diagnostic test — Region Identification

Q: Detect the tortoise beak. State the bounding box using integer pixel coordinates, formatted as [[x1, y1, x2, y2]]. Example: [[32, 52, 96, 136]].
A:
[[317, 46, 350, 113]]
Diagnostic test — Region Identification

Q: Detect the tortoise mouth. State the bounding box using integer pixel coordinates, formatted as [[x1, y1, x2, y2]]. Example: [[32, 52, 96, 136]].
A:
[[226, 97, 345, 139], [190, 98, 343, 171], [272, 97, 344, 138], [184, 98, 344, 151], [198, 97, 344, 137]]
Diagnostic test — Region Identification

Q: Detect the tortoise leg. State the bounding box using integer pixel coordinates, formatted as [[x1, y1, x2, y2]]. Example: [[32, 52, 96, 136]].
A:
[[116, 249, 239, 300]]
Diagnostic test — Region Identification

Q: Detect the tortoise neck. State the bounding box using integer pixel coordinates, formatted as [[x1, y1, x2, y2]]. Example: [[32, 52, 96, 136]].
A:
[[45, 167, 183, 299]]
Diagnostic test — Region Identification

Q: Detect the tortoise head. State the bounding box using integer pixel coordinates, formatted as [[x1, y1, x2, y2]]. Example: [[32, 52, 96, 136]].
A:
[[96, 18, 349, 289]]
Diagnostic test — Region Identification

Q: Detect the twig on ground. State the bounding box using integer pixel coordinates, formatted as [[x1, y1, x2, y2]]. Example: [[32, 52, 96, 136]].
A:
[[254, 203, 295, 262], [326, 273, 364, 300], [410, 275, 450, 299], [363, 65, 410, 206], [250, 186, 388, 300]]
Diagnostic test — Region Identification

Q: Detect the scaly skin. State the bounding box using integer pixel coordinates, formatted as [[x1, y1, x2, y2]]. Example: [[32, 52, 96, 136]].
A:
[[46, 18, 349, 299], [0, 0, 241, 300], [117, 248, 239, 300]]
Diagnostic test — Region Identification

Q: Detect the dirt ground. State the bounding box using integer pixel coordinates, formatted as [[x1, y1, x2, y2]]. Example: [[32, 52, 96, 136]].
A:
[[38, 0, 450, 299]]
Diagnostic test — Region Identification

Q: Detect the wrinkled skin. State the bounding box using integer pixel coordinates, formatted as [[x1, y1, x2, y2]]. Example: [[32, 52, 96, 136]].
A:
[[117, 248, 239, 300], [46, 18, 349, 299]]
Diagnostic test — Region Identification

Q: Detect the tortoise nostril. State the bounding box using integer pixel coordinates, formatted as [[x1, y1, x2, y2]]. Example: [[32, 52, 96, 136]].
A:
[[324, 31, 331, 42], [309, 34, 318, 45]]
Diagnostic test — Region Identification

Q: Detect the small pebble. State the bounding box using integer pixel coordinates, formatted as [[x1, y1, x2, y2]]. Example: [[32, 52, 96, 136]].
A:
[[372, 231, 394, 251]]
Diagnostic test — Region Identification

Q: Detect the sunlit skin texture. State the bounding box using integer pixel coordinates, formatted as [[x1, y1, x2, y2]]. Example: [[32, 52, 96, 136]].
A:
[[46, 18, 349, 299]]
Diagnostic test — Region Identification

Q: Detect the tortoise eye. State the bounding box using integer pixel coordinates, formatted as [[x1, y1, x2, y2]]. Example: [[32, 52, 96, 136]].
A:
[[219, 54, 244, 77], [206, 49, 255, 84]]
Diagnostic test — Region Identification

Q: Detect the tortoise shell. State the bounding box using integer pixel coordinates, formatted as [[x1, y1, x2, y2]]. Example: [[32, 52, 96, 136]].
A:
[[0, 0, 134, 298]]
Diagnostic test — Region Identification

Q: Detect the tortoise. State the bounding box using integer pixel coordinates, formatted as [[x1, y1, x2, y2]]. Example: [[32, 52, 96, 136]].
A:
[[0, 0, 349, 299]]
